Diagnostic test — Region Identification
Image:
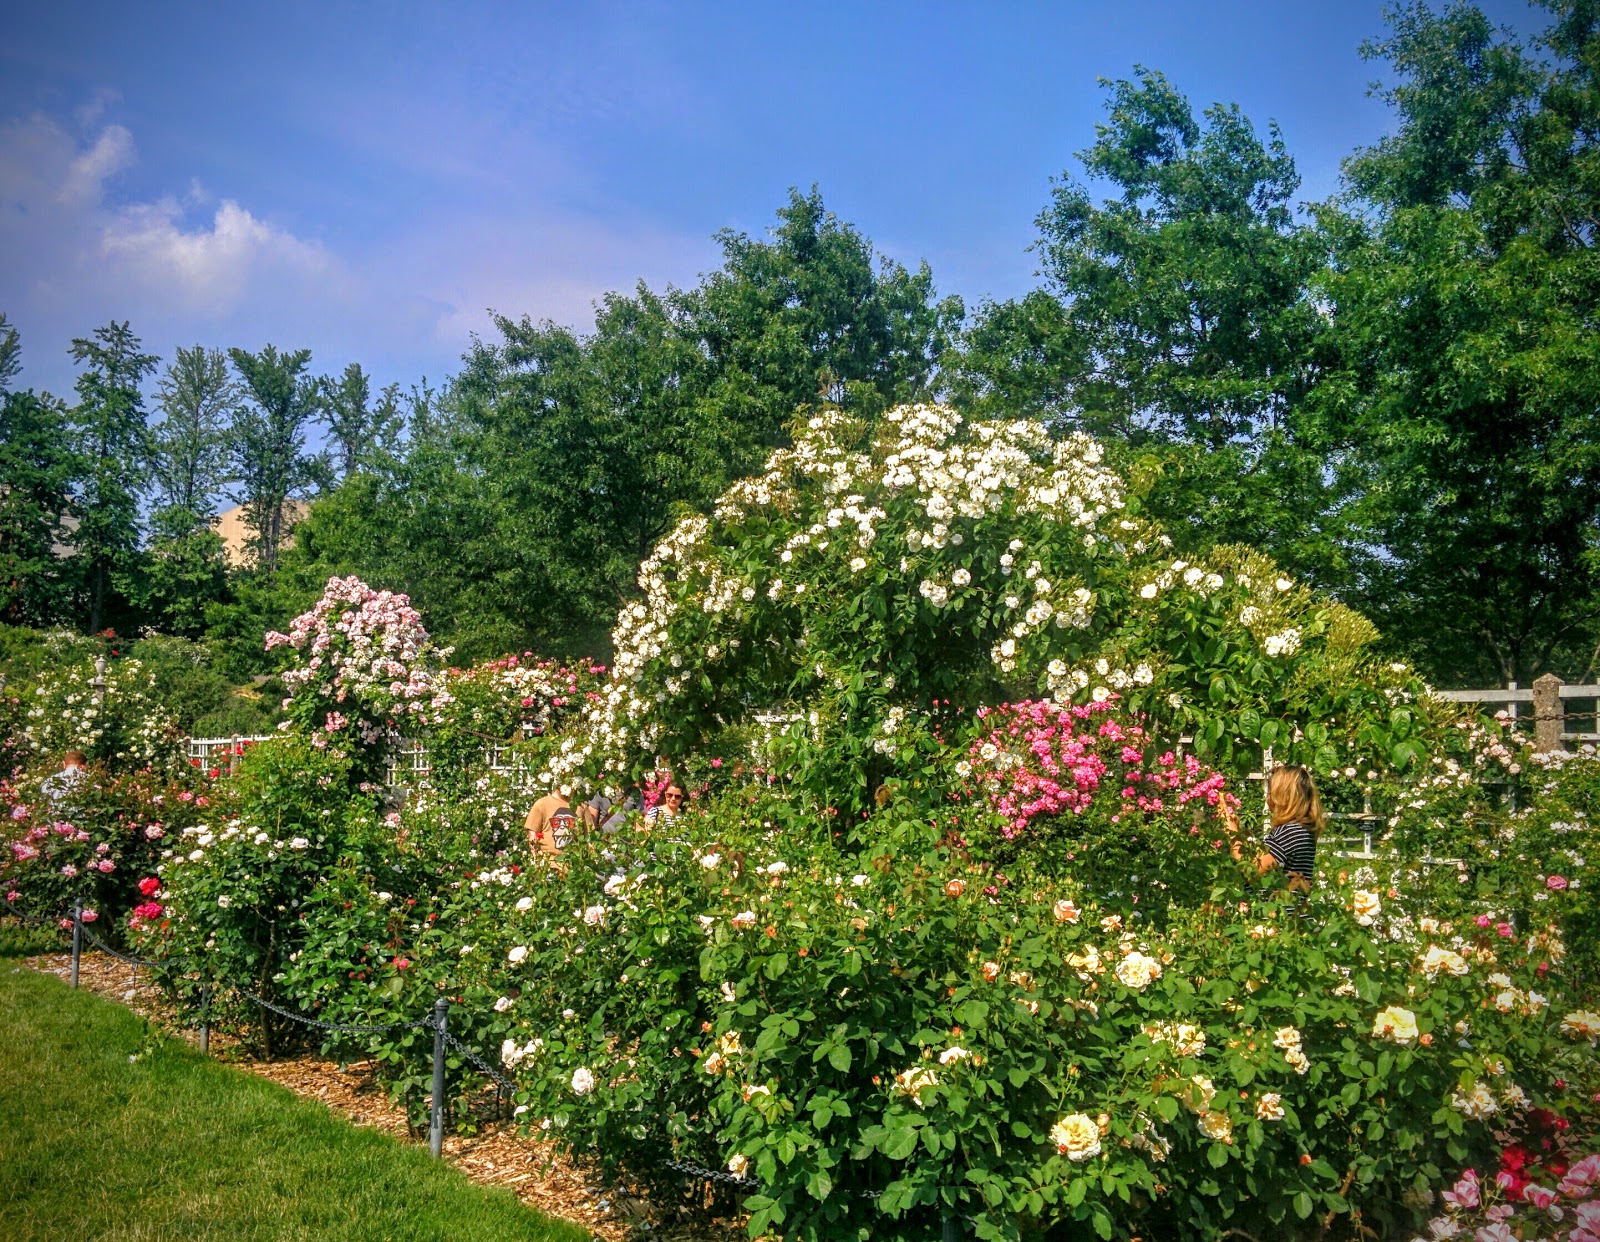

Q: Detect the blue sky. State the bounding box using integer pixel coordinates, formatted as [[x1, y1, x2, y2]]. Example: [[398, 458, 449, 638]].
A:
[[1, 1, 1544, 399]]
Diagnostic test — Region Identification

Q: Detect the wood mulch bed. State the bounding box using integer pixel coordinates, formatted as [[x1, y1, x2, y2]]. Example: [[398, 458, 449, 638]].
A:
[[24, 950, 745, 1242]]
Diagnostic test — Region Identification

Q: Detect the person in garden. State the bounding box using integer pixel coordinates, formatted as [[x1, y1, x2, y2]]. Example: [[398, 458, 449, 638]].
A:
[[1222, 764, 1324, 893], [644, 783, 684, 826], [546, 803, 578, 851], [39, 750, 90, 815], [524, 784, 572, 855], [584, 788, 641, 834]]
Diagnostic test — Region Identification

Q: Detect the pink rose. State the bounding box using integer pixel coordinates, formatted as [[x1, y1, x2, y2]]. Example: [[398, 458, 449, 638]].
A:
[[1443, 1170, 1481, 1210], [1523, 1183, 1559, 1210], [1548, 875, 1569, 891]]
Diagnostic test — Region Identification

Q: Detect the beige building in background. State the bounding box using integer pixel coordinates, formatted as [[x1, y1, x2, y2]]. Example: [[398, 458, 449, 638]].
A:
[[216, 501, 310, 568]]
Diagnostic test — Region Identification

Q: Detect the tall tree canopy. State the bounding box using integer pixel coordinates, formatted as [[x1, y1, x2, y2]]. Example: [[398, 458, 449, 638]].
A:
[[0, 318, 75, 627], [278, 189, 963, 659], [67, 321, 158, 632], [150, 344, 236, 525], [1319, 0, 1600, 683], [951, 71, 1341, 588], [228, 345, 327, 574]]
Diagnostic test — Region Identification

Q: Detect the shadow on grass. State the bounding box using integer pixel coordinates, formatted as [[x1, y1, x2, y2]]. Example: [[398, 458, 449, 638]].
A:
[[0, 961, 592, 1242]]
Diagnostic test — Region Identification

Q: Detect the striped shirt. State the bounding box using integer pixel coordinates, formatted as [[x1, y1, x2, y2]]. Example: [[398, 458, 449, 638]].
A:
[[1264, 821, 1317, 881]]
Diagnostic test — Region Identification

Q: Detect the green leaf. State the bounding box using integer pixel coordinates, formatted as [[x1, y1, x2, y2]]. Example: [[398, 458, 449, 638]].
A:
[[828, 1043, 852, 1073], [1294, 1191, 1314, 1220]]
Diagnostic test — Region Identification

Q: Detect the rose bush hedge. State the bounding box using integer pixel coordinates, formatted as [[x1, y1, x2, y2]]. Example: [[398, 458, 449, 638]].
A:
[[1, 760, 214, 925], [132, 718, 1600, 1241], [541, 404, 1460, 815]]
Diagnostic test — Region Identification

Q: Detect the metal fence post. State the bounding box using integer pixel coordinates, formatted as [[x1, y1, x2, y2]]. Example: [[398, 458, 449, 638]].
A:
[[942, 1209, 960, 1241], [199, 985, 210, 1056], [430, 997, 448, 1158], [70, 902, 82, 988]]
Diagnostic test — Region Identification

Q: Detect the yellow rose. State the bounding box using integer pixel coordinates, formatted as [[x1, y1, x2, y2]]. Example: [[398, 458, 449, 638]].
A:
[[1049, 1113, 1102, 1162], [1371, 1005, 1419, 1044]]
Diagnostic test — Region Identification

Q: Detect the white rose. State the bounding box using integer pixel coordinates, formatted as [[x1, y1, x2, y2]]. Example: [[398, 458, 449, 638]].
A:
[[508, 946, 529, 964], [571, 1067, 596, 1095], [1115, 951, 1162, 990]]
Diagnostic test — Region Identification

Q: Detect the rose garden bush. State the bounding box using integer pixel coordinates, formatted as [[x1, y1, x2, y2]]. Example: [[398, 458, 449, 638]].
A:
[[1, 760, 214, 926], [8, 402, 1600, 1239], [127, 707, 1600, 1241]]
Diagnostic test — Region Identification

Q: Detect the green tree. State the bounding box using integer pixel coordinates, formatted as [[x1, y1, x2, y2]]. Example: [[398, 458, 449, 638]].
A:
[[129, 507, 232, 639], [228, 345, 327, 574], [1319, 1, 1600, 684], [0, 318, 76, 626], [279, 189, 962, 661], [0, 312, 20, 390], [67, 321, 158, 632], [322, 362, 402, 480], [951, 73, 1341, 586], [151, 344, 236, 526]]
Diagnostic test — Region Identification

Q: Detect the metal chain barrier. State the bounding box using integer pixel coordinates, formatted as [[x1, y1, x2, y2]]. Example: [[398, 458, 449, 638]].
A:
[[1, 892, 54, 926], [8, 905, 947, 1223], [661, 1157, 760, 1190], [439, 1026, 519, 1095], [231, 984, 428, 1036], [78, 920, 177, 970]]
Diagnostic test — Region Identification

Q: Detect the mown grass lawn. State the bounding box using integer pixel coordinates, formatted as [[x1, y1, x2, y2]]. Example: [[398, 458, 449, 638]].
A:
[[0, 956, 591, 1242]]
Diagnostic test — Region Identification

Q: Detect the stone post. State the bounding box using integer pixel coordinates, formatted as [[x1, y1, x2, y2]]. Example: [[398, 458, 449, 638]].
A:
[[1533, 673, 1565, 754]]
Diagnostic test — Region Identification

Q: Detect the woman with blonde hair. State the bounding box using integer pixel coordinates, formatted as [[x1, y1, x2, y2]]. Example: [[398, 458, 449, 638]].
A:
[[1222, 764, 1325, 892]]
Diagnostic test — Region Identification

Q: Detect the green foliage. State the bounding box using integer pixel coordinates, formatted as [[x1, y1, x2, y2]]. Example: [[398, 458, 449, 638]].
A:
[[67, 321, 160, 634], [146, 737, 376, 1054], [1315, 1, 1600, 685], [0, 966, 590, 1242], [129, 510, 233, 639], [228, 344, 330, 575], [150, 344, 236, 520], [948, 72, 1345, 594], [322, 362, 402, 480], [0, 382, 76, 628]]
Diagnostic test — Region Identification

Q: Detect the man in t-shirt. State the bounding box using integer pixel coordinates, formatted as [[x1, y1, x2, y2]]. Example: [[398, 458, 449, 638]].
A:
[[524, 785, 572, 855], [39, 751, 90, 817]]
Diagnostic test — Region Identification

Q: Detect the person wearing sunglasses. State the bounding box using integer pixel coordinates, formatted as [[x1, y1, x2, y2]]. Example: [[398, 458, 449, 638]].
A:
[[644, 784, 684, 826]]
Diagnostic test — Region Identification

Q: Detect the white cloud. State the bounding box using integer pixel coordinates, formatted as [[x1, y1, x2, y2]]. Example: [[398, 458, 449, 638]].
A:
[[57, 123, 135, 206], [0, 102, 714, 397], [0, 112, 339, 317], [102, 197, 337, 314]]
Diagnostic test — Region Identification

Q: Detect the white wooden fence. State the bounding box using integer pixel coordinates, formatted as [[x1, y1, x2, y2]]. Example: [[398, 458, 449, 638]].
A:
[[183, 677, 1595, 867]]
